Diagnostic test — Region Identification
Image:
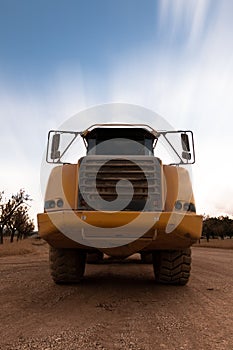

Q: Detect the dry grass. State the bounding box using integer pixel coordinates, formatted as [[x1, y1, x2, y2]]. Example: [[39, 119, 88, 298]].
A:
[[193, 238, 233, 249], [0, 237, 48, 257], [1, 237, 232, 258]]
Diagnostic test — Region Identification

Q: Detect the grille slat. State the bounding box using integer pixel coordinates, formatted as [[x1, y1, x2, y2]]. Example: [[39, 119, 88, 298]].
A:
[[78, 156, 162, 212]]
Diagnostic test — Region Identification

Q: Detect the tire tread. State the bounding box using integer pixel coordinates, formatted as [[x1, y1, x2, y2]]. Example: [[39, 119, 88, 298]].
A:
[[49, 247, 86, 284], [152, 249, 191, 285]]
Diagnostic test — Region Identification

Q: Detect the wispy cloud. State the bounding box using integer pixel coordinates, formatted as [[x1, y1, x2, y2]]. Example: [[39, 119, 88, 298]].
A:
[[158, 0, 211, 47], [0, 68, 89, 223], [109, 1, 233, 216], [1, 1, 233, 219]]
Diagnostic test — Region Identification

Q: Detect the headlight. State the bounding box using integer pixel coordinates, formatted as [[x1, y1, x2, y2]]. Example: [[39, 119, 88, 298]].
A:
[[174, 201, 196, 213], [44, 200, 56, 209], [44, 198, 64, 210], [183, 202, 190, 211], [174, 201, 182, 210], [57, 199, 64, 208]]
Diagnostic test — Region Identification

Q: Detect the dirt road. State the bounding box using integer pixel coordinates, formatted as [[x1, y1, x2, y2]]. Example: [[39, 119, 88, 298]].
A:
[[0, 247, 232, 350]]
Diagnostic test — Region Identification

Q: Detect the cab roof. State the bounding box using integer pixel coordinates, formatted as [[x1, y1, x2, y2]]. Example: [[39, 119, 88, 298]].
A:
[[82, 127, 157, 141]]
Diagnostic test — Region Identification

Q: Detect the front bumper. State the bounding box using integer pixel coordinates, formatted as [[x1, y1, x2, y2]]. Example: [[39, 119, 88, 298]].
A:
[[37, 210, 202, 255]]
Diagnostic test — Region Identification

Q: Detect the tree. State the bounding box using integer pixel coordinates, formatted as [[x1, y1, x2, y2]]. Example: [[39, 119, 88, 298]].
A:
[[202, 215, 233, 241], [220, 216, 233, 239], [15, 206, 35, 241], [7, 206, 34, 242], [202, 217, 217, 241], [0, 190, 31, 244]]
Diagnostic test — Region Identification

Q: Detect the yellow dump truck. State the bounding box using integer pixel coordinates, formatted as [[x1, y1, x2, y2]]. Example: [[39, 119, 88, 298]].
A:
[[37, 123, 202, 285]]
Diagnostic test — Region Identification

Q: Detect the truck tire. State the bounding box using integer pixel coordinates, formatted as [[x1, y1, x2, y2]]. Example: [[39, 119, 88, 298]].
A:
[[86, 251, 104, 264], [152, 249, 191, 285], [49, 246, 86, 284]]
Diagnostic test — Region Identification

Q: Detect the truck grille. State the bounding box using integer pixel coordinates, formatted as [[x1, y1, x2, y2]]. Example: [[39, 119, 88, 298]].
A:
[[78, 156, 162, 212]]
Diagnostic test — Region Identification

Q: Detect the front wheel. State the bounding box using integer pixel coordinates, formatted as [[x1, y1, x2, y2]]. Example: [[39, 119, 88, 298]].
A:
[[152, 249, 191, 285], [49, 247, 86, 284]]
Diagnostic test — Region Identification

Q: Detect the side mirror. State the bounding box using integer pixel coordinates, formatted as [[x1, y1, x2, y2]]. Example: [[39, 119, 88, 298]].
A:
[[181, 133, 191, 161], [51, 134, 60, 160], [181, 133, 190, 151]]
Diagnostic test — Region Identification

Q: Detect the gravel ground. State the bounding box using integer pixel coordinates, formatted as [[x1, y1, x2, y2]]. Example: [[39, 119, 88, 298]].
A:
[[0, 247, 233, 350]]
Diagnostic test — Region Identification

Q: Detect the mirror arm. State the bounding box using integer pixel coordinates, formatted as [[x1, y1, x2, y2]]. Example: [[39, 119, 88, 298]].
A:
[[58, 133, 79, 160], [161, 133, 184, 164]]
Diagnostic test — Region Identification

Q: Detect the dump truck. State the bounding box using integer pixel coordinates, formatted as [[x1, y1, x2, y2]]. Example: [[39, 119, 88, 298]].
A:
[[37, 123, 202, 285]]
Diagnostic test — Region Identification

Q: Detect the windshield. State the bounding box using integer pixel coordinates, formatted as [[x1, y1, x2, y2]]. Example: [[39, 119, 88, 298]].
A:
[[87, 138, 154, 155]]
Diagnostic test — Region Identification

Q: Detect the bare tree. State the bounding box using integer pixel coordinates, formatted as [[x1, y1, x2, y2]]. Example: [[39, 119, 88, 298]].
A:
[[14, 206, 35, 241], [0, 190, 31, 244]]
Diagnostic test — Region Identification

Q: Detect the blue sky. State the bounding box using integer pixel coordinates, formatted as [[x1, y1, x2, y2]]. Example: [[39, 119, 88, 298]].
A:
[[0, 0, 157, 85], [0, 0, 233, 222]]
